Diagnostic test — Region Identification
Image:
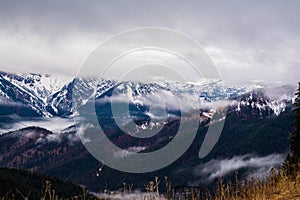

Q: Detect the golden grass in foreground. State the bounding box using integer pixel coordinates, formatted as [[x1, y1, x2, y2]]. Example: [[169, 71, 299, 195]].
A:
[[2, 165, 300, 200], [212, 167, 300, 200]]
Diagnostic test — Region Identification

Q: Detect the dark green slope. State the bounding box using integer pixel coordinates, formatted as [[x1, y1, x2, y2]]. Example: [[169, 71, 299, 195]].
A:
[[0, 167, 95, 200], [0, 110, 294, 192]]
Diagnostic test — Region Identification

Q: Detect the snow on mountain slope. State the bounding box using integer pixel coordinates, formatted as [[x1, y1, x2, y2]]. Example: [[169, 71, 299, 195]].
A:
[[231, 85, 296, 119], [2, 72, 71, 103], [0, 71, 296, 120], [0, 71, 72, 117]]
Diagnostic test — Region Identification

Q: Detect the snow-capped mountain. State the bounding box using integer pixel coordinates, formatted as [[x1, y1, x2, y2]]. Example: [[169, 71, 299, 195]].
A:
[[0, 71, 296, 190], [96, 80, 246, 100], [0, 71, 296, 121], [0, 71, 73, 117], [229, 85, 296, 120]]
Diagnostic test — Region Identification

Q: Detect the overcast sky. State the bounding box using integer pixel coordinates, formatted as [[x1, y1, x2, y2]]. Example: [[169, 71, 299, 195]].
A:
[[0, 1, 299, 85]]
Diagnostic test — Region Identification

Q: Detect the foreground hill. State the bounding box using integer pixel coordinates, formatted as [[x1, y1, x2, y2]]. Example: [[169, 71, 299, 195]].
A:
[[0, 167, 95, 199], [1, 166, 300, 200]]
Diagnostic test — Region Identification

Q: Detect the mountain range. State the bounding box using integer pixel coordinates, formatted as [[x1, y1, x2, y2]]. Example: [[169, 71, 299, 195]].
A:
[[0, 71, 295, 122], [0, 70, 297, 192]]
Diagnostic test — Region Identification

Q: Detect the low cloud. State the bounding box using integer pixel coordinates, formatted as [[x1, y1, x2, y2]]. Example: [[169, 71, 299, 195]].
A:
[[10, 117, 75, 133], [97, 84, 234, 115], [0, 117, 76, 141], [75, 123, 97, 144], [0, 97, 26, 107], [112, 146, 146, 159], [193, 154, 284, 182], [95, 191, 167, 200]]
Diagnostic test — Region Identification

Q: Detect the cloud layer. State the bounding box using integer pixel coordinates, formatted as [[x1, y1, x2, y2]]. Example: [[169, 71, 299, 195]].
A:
[[1, 117, 75, 135], [193, 154, 284, 182], [0, 1, 299, 84]]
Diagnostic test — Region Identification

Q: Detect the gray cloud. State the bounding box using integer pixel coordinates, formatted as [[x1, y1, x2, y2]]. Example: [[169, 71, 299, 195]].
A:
[[0, 1, 299, 84], [193, 154, 284, 183], [0, 96, 26, 107], [95, 191, 166, 200], [5, 117, 75, 135]]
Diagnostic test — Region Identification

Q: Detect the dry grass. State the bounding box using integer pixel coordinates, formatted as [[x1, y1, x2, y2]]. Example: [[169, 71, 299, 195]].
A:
[[212, 166, 300, 200], [2, 165, 300, 200]]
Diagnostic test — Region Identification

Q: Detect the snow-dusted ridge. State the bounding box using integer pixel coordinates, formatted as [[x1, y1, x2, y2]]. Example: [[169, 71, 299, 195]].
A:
[[0, 71, 296, 120], [0, 71, 73, 117]]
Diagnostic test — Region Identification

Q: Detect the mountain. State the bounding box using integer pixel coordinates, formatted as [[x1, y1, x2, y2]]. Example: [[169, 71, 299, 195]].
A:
[[230, 85, 295, 119], [0, 72, 71, 117], [0, 71, 297, 192], [0, 71, 295, 122], [0, 110, 294, 192]]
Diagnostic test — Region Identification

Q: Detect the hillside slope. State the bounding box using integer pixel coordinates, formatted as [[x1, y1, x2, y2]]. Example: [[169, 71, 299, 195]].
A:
[[0, 167, 94, 199]]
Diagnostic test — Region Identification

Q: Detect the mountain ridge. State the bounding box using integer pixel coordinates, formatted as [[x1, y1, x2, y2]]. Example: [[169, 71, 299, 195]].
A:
[[0, 71, 296, 119]]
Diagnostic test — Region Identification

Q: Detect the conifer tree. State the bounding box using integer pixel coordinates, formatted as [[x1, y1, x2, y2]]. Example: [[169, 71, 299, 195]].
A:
[[290, 82, 300, 164], [285, 82, 300, 172]]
